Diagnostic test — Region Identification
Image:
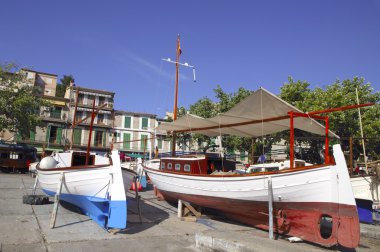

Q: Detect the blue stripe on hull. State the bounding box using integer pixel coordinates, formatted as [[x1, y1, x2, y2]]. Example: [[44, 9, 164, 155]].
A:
[[43, 189, 127, 229]]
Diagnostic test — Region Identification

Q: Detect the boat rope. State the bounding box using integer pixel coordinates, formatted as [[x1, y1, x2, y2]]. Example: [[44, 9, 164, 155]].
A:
[[218, 114, 225, 172], [260, 88, 265, 160]]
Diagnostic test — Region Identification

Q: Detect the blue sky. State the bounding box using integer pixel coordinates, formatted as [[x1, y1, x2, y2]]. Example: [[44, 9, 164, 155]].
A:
[[1, 1, 379, 117]]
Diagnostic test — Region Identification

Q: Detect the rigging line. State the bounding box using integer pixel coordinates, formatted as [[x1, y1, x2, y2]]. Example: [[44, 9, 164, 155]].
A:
[[260, 89, 265, 156], [218, 114, 225, 172], [185, 114, 201, 174]]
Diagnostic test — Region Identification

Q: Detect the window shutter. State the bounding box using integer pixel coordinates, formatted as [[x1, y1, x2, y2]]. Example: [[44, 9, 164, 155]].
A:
[[123, 133, 131, 150], [29, 131, 35, 141], [142, 118, 148, 129], [57, 128, 62, 144], [124, 116, 131, 128]]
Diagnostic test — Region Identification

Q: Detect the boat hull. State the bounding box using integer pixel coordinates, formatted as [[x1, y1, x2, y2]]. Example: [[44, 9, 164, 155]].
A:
[[144, 145, 359, 248], [37, 151, 127, 229]]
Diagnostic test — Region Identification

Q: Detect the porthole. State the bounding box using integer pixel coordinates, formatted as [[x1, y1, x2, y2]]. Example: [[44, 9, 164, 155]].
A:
[[175, 164, 181, 171], [184, 164, 191, 172], [167, 163, 172, 169], [319, 215, 333, 239], [161, 162, 165, 169]]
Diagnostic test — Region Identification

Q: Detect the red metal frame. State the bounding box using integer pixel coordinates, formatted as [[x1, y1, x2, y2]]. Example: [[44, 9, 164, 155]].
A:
[[288, 112, 330, 168], [85, 97, 96, 165]]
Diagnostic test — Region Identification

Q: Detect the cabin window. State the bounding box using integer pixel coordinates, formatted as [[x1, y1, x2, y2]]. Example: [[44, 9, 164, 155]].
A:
[[167, 163, 172, 169], [184, 164, 191, 172], [10, 152, 19, 159], [161, 162, 165, 169], [175, 164, 181, 171]]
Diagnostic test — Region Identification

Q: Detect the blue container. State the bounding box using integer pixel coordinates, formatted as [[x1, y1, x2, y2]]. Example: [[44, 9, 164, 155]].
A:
[[355, 199, 373, 223]]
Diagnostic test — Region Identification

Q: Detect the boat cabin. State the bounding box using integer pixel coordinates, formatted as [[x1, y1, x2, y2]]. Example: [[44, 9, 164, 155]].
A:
[[159, 155, 236, 175]]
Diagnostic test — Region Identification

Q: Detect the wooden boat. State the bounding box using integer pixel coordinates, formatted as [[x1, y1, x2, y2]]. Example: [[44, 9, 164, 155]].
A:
[[144, 36, 375, 248], [36, 95, 128, 230], [36, 150, 127, 229], [144, 145, 359, 248], [142, 87, 367, 248]]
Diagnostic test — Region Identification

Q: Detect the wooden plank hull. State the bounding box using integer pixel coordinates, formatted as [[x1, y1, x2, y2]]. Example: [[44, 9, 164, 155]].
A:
[[144, 145, 360, 248]]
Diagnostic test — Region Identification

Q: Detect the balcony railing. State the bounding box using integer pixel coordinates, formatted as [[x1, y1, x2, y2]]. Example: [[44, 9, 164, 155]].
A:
[[50, 111, 62, 119]]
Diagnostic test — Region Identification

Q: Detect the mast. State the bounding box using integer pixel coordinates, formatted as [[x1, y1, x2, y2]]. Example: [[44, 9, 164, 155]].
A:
[[171, 34, 181, 156], [356, 88, 368, 174]]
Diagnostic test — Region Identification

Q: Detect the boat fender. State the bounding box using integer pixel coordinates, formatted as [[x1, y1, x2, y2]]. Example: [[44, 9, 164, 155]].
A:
[[39, 157, 58, 169]]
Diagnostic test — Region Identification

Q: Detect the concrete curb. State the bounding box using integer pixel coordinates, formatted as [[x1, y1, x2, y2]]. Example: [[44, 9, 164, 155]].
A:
[[195, 231, 318, 252]]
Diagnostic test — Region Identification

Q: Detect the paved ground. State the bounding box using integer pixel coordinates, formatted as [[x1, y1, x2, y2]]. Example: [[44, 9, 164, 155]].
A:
[[0, 172, 379, 252]]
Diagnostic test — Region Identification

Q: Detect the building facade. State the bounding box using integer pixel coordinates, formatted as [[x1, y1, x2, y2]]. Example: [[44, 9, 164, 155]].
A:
[[7, 68, 172, 157], [113, 111, 171, 158], [64, 85, 115, 153]]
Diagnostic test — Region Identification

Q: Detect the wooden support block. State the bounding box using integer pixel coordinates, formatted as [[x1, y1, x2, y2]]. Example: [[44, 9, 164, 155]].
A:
[[181, 216, 197, 222], [182, 201, 202, 218]]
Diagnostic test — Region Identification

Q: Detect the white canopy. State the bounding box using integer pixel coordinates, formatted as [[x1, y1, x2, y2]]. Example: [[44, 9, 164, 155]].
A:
[[157, 87, 339, 138]]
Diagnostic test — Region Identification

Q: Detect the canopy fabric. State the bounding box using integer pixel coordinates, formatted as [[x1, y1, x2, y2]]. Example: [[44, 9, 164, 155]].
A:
[[157, 87, 339, 138]]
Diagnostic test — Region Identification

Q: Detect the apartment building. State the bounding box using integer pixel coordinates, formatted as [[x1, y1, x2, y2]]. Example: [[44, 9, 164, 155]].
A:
[[113, 111, 171, 158], [8, 68, 173, 156], [64, 85, 114, 152]]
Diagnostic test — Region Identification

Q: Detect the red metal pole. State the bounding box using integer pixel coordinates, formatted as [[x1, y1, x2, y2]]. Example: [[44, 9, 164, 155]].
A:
[[289, 111, 294, 169], [307, 102, 374, 115], [325, 116, 329, 164], [85, 97, 96, 165]]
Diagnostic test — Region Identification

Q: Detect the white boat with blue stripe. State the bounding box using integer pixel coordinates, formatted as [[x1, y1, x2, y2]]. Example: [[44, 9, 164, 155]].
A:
[[36, 150, 127, 229]]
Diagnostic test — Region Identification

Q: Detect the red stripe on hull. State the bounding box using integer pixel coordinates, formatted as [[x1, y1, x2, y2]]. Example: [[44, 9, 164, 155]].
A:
[[159, 189, 360, 248]]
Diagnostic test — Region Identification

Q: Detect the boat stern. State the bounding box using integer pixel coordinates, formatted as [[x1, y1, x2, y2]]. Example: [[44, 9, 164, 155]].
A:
[[107, 150, 127, 229], [333, 144, 360, 248]]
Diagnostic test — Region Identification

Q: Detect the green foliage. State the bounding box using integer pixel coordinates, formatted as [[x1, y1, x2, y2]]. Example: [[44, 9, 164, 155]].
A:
[[279, 76, 380, 160], [56, 74, 74, 97], [184, 86, 252, 153], [0, 63, 50, 139], [177, 76, 379, 161]]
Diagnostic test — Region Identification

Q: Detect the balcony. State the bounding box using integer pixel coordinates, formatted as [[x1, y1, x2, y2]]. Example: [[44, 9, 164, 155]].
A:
[[50, 111, 62, 119]]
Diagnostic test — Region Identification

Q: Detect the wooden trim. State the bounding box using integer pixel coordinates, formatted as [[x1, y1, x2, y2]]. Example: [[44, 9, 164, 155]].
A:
[[143, 163, 333, 178]]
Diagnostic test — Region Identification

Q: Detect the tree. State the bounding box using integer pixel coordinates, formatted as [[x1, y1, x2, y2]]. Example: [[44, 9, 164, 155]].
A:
[[279, 76, 380, 160], [0, 63, 50, 140], [185, 86, 252, 154], [56, 74, 74, 97]]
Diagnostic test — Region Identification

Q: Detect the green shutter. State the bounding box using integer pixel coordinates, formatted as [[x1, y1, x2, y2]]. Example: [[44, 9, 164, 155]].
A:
[[123, 133, 131, 150], [57, 128, 62, 144], [141, 135, 148, 151], [46, 126, 51, 143], [124, 116, 131, 128], [73, 129, 82, 145], [29, 131, 35, 141], [158, 138, 162, 149], [93, 130, 97, 145], [142, 118, 148, 129], [103, 131, 106, 147]]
